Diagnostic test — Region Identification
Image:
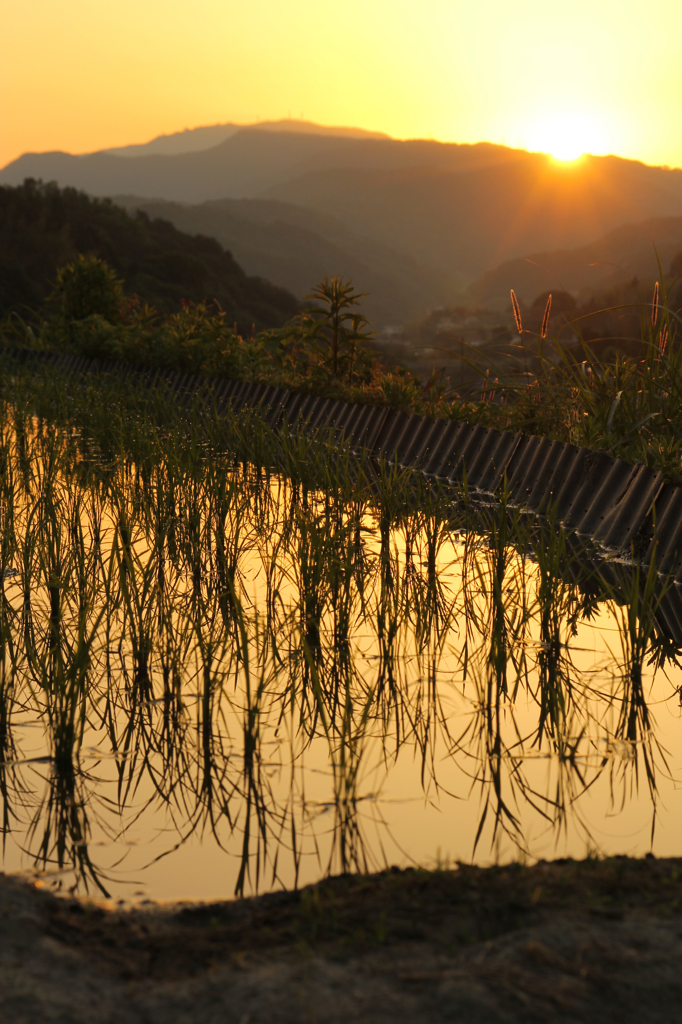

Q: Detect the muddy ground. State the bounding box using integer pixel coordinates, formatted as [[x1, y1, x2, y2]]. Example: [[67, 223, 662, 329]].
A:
[[1, 857, 681, 1022]]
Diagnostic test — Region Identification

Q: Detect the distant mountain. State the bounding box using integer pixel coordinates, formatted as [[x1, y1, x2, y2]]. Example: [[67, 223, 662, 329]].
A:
[[102, 119, 389, 158], [262, 153, 682, 283], [112, 195, 444, 323], [0, 129, 521, 207], [5, 124, 682, 322], [0, 181, 298, 329], [467, 216, 682, 308]]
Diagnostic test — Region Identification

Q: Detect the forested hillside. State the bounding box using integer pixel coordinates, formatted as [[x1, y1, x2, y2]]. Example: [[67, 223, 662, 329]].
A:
[[7, 128, 682, 292], [0, 180, 299, 329], [112, 195, 441, 323], [468, 216, 682, 307]]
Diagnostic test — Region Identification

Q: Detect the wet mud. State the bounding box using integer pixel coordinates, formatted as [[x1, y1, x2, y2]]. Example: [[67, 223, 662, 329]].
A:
[[2, 857, 682, 1023]]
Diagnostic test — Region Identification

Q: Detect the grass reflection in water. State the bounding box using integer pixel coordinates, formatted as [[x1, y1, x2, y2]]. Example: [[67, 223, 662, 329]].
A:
[[0, 375, 679, 900]]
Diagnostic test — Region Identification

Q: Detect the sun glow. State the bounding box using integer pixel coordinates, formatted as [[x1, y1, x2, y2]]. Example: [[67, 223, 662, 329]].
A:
[[524, 111, 609, 162]]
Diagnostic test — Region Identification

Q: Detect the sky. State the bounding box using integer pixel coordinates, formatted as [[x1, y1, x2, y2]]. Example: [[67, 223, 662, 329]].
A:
[[2, 0, 682, 169]]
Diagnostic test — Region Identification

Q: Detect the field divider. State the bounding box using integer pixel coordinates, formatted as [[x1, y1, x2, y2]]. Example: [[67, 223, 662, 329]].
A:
[[2, 343, 679, 584]]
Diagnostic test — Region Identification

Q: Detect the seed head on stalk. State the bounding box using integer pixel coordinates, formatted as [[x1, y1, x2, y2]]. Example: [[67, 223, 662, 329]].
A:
[[481, 367, 490, 403], [658, 323, 668, 361], [652, 281, 660, 327], [511, 289, 523, 334], [541, 293, 552, 339]]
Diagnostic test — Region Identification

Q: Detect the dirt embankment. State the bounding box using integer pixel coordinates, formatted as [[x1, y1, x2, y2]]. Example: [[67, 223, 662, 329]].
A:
[[1, 857, 681, 1023]]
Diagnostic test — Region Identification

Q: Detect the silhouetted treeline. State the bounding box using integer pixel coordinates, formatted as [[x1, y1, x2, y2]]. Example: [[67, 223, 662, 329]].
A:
[[0, 180, 299, 330]]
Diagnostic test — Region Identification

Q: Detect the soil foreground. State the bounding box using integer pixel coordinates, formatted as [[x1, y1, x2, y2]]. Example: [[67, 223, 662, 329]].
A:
[[1, 857, 682, 1023]]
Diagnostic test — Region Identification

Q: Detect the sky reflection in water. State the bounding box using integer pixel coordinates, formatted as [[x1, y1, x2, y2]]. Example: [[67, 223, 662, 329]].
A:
[[1, 411, 681, 902]]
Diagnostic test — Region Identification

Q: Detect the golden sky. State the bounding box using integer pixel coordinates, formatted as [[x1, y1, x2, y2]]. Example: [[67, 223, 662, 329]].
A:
[[3, 0, 681, 168]]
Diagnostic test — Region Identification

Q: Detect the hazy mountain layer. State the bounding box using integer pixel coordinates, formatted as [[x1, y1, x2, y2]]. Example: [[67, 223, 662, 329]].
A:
[[112, 195, 443, 323], [5, 125, 682, 319], [467, 216, 682, 308], [102, 120, 389, 158], [263, 153, 682, 281], [0, 181, 298, 329], [0, 130, 521, 206]]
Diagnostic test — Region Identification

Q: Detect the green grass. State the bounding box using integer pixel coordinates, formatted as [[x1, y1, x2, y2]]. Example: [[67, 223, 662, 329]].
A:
[[5, 255, 682, 482]]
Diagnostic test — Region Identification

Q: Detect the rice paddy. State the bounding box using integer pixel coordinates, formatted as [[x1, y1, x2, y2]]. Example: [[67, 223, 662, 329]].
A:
[[0, 365, 681, 903]]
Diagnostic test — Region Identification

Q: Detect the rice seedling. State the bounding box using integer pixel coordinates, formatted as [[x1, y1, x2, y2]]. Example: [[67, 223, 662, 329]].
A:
[[0, 364, 679, 900]]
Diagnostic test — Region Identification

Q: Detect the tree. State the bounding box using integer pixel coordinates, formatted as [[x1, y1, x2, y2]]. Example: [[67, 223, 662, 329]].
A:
[[54, 255, 124, 322], [306, 276, 373, 382]]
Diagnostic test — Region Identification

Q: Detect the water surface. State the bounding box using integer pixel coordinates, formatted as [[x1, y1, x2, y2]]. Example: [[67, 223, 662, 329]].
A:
[[1, 409, 681, 902]]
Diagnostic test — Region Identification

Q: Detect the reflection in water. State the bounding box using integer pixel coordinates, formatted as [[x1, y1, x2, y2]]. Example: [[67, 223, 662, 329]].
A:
[[0, 403, 681, 900]]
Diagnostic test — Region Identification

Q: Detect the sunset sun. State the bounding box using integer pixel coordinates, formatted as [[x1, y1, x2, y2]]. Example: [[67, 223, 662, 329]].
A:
[[525, 111, 608, 162]]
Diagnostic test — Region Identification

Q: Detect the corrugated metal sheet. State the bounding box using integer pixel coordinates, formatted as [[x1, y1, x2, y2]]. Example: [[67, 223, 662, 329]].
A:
[[231, 381, 257, 410], [466, 428, 521, 495], [422, 421, 464, 478], [373, 408, 399, 450], [572, 458, 637, 537], [280, 390, 308, 426], [263, 387, 292, 429], [437, 423, 473, 481], [375, 411, 414, 460], [445, 424, 493, 486], [655, 588, 682, 645], [396, 416, 433, 467], [212, 380, 230, 406], [329, 402, 356, 443], [534, 443, 583, 520], [413, 417, 450, 469], [514, 439, 563, 510], [347, 406, 373, 449], [6, 345, 682, 596], [507, 436, 549, 504], [324, 400, 353, 442], [295, 394, 322, 426], [306, 397, 335, 431], [645, 486, 682, 578], [244, 382, 267, 408], [419, 418, 450, 466], [222, 379, 246, 403], [544, 448, 600, 524], [363, 406, 391, 451], [594, 465, 664, 551], [562, 452, 620, 532]]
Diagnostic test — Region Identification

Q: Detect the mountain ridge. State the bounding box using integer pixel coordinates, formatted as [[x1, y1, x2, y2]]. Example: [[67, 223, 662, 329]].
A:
[[467, 215, 682, 308], [112, 195, 443, 323], [0, 180, 299, 329], [6, 123, 682, 323], [101, 119, 390, 158], [261, 152, 682, 277], [0, 130, 525, 204]]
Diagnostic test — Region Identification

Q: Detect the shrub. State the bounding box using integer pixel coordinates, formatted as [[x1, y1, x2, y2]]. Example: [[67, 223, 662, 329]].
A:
[[54, 255, 124, 323]]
